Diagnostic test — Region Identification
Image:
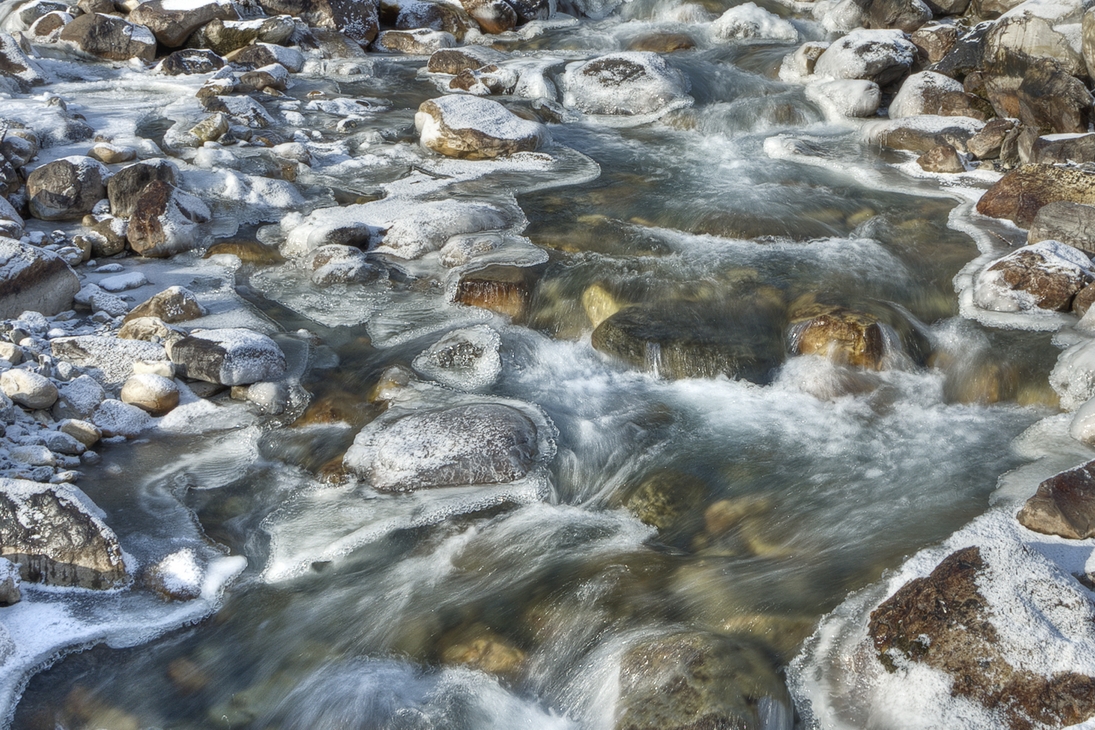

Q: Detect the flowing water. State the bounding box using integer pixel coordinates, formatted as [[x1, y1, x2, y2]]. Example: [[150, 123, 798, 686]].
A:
[[1, 2, 1069, 728]]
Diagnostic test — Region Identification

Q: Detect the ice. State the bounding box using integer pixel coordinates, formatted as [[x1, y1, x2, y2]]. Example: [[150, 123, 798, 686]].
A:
[[560, 52, 692, 120], [711, 3, 799, 42], [412, 324, 503, 392], [813, 29, 915, 81], [248, 264, 391, 328], [187, 328, 287, 385], [98, 271, 150, 293], [1051, 338, 1095, 411], [973, 240, 1094, 315], [805, 79, 880, 119]]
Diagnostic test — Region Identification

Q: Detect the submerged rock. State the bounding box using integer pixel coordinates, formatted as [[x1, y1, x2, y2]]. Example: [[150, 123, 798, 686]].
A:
[[561, 52, 691, 117], [1017, 460, 1095, 539], [788, 303, 889, 369], [344, 402, 545, 491], [416, 95, 548, 160], [0, 479, 129, 589], [454, 263, 542, 320], [615, 631, 792, 730]]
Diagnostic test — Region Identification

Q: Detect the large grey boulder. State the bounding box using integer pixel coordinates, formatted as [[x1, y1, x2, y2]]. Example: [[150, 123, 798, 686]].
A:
[[58, 13, 157, 63], [982, 14, 1084, 77], [107, 159, 179, 218], [125, 180, 212, 258], [0, 479, 130, 589], [1029, 202, 1095, 254], [0, 237, 80, 318], [128, 0, 239, 47], [26, 156, 109, 221], [169, 328, 287, 385], [0, 32, 46, 90], [255, 0, 379, 44]]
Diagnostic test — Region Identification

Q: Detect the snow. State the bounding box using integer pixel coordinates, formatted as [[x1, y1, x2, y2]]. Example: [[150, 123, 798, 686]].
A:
[[188, 328, 287, 385], [889, 71, 964, 119], [98, 271, 150, 293], [93, 399, 153, 438], [561, 52, 692, 118], [711, 3, 799, 42], [412, 325, 503, 392], [51, 336, 167, 387], [805, 79, 880, 118], [813, 28, 916, 81], [150, 548, 202, 596]]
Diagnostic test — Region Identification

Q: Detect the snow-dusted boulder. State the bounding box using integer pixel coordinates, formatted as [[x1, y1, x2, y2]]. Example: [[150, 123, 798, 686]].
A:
[[375, 28, 456, 54], [711, 2, 798, 42], [0, 32, 45, 90], [0, 369, 57, 410], [813, 28, 917, 86], [973, 240, 1094, 314], [806, 79, 881, 118], [128, 0, 238, 47], [412, 325, 502, 391], [58, 13, 157, 63], [1052, 338, 1095, 410], [92, 398, 152, 438], [889, 70, 965, 118], [169, 328, 287, 386], [561, 52, 692, 117], [26, 156, 109, 221], [415, 95, 548, 160], [120, 373, 180, 416], [0, 238, 80, 319]]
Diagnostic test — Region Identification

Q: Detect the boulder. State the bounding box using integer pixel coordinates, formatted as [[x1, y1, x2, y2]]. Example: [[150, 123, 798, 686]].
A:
[[1029, 202, 1095, 254], [910, 22, 956, 64], [454, 264, 540, 319], [374, 28, 455, 54], [788, 304, 888, 368], [973, 240, 1093, 313], [460, 0, 517, 33], [868, 546, 1095, 730], [888, 71, 988, 120], [977, 164, 1095, 227], [931, 22, 985, 77], [561, 52, 691, 116], [343, 402, 544, 490], [158, 48, 226, 75], [187, 15, 291, 55], [1017, 460, 1095, 539], [1086, 6, 1095, 80], [126, 180, 213, 257], [51, 336, 167, 387], [0, 479, 129, 589], [870, 114, 983, 153], [917, 142, 965, 172], [53, 375, 106, 420], [125, 286, 205, 323], [120, 373, 179, 415], [416, 95, 548, 160], [813, 28, 916, 87], [615, 631, 791, 730], [107, 159, 179, 218], [0, 32, 45, 90], [128, 0, 239, 47], [805, 79, 880, 117], [169, 328, 287, 385], [307, 244, 381, 285], [1029, 133, 1095, 165], [966, 117, 1016, 160], [1016, 59, 1093, 136], [982, 15, 1084, 78], [0, 238, 80, 319], [864, 0, 931, 34], [426, 45, 506, 74], [391, 0, 475, 39], [228, 42, 305, 73], [0, 369, 58, 409], [58, 13, 157, 63], [711, 3, 798, 42], [591, 299, 784, 382], [254, 0, 379, 44], [60, 418, 102, 447], [778, 41, 828, 81], [412, 325, 502, 391], [26, 156, 109, 221]]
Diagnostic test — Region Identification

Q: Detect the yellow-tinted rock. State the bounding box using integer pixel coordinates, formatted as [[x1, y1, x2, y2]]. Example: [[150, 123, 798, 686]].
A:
[[439, 625, 526, 678], [581, 282, 623, 328], [789, 299, 886, 369], [204, 239, 286, 265], [704, 496, 772, 536]]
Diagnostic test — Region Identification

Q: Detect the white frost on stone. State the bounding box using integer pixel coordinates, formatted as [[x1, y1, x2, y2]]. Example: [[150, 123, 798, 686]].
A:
[[711, 3, 799, 42], [972, 240, 1093, 314], [416, 95, 547, 152], [805, 79, 881, 118], [1051, 338, 1095, 411], [889, 71, 965, 119], [412, 325, 503, 392], [92, 398, 153, 438], [188, 328, 287, 385], [98, 271, 150, 293], [813, 28, 916, 81], [561, 52, 692, 118]]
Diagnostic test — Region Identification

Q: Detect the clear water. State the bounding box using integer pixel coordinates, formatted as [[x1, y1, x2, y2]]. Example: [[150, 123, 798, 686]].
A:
[[2, 4, 1063, 729]]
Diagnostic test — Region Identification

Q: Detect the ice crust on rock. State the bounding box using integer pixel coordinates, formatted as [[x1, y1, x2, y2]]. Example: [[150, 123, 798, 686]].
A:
[[805, 79, 881, 118], [1051, 338, 1095, 411], [813, 29, 917, 84], [711, 3, 799, 42], [416, 95, 549, 160], [561, 52, 692, 118], [412, 324, 503, 391], [170, 328, 287, 386], [972, 240, 1094, 314]]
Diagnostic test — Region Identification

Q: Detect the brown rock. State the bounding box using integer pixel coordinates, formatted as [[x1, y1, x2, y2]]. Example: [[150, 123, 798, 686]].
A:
[[911, 22, 956, 64], [108, 159, 179, 218], [461, 0, 517, 34], [58, 13, 157, 63], [255, 0, 379, 44], [917, 143, 965, 173], [416, 95, 548, 160], [873, 120, 980, 153], [26, 157, 109, 221], [789, 302, 887, 368], [426, 45, 506, 74], [865, 0, 932, 34], [1030, 134, 1095, 165], [1017, 58, 1094, 135], [1076, 282, 1095, 316], [128, 0, 239, 48], [982, 14, 1084, 78], [454, 264, 540, 320], [204, 238, 286, 264], [126, 180, 212, 257], [1018, 460, 1095, 539], [967, 117, 1016, 160], [869, 546, 1095, 730], [125, 286, 204, 324], [627, 32, 695, 53], [438, 625, 526, 678], [984, 246, 1092, 311], [977, 164, 1095, 227], [1029, 201, 1095, 255]]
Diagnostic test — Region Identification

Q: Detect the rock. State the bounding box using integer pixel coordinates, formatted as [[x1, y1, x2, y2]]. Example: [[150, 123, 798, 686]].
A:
[[1086, 6, 1095, 79], [307, 244, 380, 285], [461, 0, 517, 34], [51, 336, 167, 387], [92, 398, 152, 438], [239, 63, 290, 92], [199, 95, 275, 128], [624, 470, 707, 537], [228, 42, 305, 73], [60, 418, 101, 447], [158, 48, 226, 75], [591, 299, 784, 382], [0, 479, 129, 589], [448, 64, 519, 96], [416, 95, 548, 160], [977, 164, 1095, 227], [966, 117, 1016, 160], [390, 0, 476, 39], [204, 239, 286, 264], [1074, 281, 1095, 317], [169, 328, 286, 385], [107, 159, 179, 218], [143, 548, 202, 601], [1051, 338, 1095, 410], [614, 631, 791, 730], [917, 143, 965, 172], [973, 240, 1093, 313], [133, 359, 177, 378], [1029, 202, 1095, 255], [189, 112, 229, 144], [805, 79, 880, 118], [454, 263, 540, 319], [711, 3, 798, 42], [0, 238, 81, 318], [813, 29, 916, 87], [438, 626, 526, 678], [128, 0, 238, 48], [507, 0, 553, 23], [581, 282, 624, 328], [777, 41, 828, 81], [868, 546, 1095, 730], [864, 0, 931, 34], [872, 115, 984, 151], [58, 13, 157, 64], [26, 156, 109, 221], [255, 0, 379, 44], [187, 16, 295, 55], [1030, 134, 1095, 165], [375, 28, 455, 54], [0, 32, 46, 90], [982, 15, 1084, 78], [561, 52, 691, 117], [0, 558, 20, 606], [53, 375, 105, 420], [0, 368, 58, 409], [87, 143, 136, 165], [888, 71, 988, 120], [788, 303, 889, 368], [120, 373, 179, 415], [126, 180, 213, 258], [343, 402, 545, 490], [911, 22, 956, 64], [42, 430, 86, 456], [0, 342, 22, 365], [1017, 460, 1095, 539], [81, 213, 129, 256], [1016, 59, 1093, 136], [125, 286, 204, 324], [626, 32, 695, 53], [412, 325, 502, 391], [426, 45, 507, 74]]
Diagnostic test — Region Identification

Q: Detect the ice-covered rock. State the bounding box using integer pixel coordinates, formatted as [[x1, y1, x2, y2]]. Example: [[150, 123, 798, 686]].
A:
[[0, 369, 58, 410], [0, 479, 129, 589], [126, 286, 205, 324], [307, 244, 381, 285], [158, 47, 226, 75], [0, 557, 19, 606], [99, 271, 149, 293], [53, 375, 106, 420], [230, 41, 305, 73], [973, 240, 1093, 314], [813, 29, 917, 87], [128, 0, 238, 47], [0, 32, 45, 90], [169, 328, 287, 386], [461, 0, 517, 34], [1051, 338, 1095, 410], [416, 95, 549, 160], [126, 180, 212, 258], [51, 336, 167, 387], [561, 52, 692, 117], [58, 13, 157, 63], [344, 401, 552, 491], [889, 71, 971, 119], [188, 15, 295, 55], [805, 79, 880, 118], [447, 63, 519, 96], [26, 156, 109, 221], [121, 373, 180, 416], [412, 325, 502, 391], [0, 238, 80, 319], [254, 0, 379, 44], [711, 3, 798, 42], [426, 45, 507, 74], [375, 28, 455, 54], [143, 548, 203, 601], [92, 398, 152, 438]]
